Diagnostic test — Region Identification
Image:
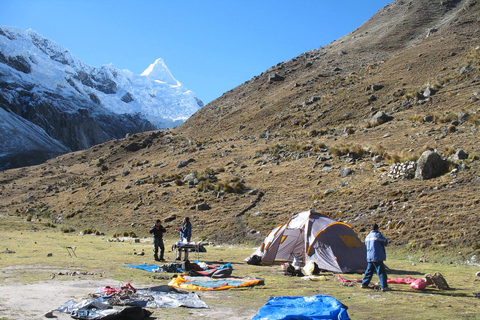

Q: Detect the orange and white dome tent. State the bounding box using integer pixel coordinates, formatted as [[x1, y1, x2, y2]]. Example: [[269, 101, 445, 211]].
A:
[[247, 210, 367, 273]]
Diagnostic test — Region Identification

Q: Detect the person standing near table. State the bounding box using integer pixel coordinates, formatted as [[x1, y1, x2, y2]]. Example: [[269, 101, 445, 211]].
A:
[[361, 223, 390, 291], [149, 219, 166, 262], [176, 217, 192, 260], [180, 217, 192, 242]]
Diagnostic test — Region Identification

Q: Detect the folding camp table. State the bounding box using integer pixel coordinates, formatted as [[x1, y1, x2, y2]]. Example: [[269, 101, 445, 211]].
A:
[[172, 243, 201, 261]]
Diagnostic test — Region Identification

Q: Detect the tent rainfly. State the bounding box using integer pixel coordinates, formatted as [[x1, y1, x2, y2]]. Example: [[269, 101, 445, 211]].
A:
[[247, 210, 367, 273]]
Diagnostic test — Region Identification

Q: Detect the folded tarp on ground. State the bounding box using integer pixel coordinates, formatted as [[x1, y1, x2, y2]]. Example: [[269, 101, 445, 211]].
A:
[[169, 275, 264, 291], [252, 295, 350, 320], [53, 285, 208, 319], [57, 301, 151, 320]]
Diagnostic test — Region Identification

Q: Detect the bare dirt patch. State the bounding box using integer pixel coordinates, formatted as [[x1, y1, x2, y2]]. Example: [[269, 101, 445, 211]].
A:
[[0, 278, 115, 320]]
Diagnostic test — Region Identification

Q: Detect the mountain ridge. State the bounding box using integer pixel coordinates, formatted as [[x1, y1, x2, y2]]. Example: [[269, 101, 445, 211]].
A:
[[0, 0, 479, 256]]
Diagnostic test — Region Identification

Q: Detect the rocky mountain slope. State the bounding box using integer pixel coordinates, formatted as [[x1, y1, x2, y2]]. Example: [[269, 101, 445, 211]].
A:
[[0, 26, 203, 170], [0, 0, 479, 258]]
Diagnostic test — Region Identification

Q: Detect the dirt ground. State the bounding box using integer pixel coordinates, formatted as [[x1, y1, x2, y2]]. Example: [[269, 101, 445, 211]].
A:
[[0, 279, 112, 320], [0, 278, 255, 320]]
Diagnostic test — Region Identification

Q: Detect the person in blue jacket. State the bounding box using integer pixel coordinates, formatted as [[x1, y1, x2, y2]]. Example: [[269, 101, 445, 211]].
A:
[[180, 217, 192, 242], [176, 217, 192, 261], [361, 223, 390, 291]]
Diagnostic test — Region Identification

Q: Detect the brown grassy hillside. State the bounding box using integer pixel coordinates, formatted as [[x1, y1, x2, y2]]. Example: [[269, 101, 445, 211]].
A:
[[1, 0, 479, 259]]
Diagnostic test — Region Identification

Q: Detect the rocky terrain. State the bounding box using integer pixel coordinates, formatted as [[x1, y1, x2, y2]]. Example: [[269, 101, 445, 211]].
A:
[[0, 0, 479, 258]]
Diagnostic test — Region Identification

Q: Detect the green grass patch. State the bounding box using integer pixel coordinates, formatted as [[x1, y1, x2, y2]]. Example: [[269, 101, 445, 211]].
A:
[[0, 221, 479, 319]]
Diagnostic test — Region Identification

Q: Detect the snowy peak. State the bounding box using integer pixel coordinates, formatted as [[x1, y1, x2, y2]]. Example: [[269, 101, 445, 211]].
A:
[[0, 25, 203, 128], [0, 25, 204, 170], [141, 58, 179, 86]]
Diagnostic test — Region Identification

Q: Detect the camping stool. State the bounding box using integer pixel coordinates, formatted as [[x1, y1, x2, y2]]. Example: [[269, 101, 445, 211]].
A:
[[66, 246, 77, 257]]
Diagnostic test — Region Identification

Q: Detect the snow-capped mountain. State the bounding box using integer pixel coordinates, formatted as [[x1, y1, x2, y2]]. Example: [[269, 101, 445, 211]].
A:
[[0, 26, 203, 170]]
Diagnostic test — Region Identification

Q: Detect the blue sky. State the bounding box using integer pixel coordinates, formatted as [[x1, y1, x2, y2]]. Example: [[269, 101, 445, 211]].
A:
[[1, 1, 391, 104]]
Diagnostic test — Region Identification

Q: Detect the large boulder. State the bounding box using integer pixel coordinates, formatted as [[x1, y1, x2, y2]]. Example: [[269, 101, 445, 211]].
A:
[[370, 111, 393, 126], [415, 150, 448, 180], [268, 73, 285, 82]]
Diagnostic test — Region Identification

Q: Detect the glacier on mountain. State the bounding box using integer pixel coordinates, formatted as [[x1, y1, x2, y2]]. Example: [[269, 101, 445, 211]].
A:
[[0, 25, 204, 170], [0, 25, 203, 128]]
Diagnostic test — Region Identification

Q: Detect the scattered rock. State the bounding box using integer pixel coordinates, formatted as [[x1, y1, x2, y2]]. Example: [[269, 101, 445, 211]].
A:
[[366, 84, 384, 91], [177, 158, 195, 168], [424, 115, 435, 122], [196, 202, 211, 211], [125, 142, 141, 152], [423, 87, 436, 97], [370, 111, 393, 126], [453, 150, 469, 160], [324, 189, 335, 195], [183, 172, 197, 183], [415, 150, 448, 180], [268, 73, 285, 82], [372, 155, 383, 163], [340, 168, 353, 178], [458, 113, 470, 123], [164, 214, 177, 223], [459, 65, 472, 74]]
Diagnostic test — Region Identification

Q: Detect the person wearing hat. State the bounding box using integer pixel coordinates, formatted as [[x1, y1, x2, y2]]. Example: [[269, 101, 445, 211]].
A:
[[361, 223, 390, 291], [149, 219, 166, 262]]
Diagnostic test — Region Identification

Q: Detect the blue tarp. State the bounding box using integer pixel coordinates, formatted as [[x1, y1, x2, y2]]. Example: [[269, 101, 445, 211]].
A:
[[253, 295, 350, 320], [123, 264, 160, 272], [123, 262, 233, 273]]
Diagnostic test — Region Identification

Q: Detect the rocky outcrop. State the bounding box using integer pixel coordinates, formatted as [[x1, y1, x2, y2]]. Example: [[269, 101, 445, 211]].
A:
[[415, 150, 448, 180], [0, 52, 31, 73], [370, 111, 393, 126], [268, 73, 285, 82]]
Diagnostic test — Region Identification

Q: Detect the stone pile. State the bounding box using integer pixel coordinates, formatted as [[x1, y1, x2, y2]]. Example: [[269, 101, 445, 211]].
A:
[[388, 161, 416, 179]]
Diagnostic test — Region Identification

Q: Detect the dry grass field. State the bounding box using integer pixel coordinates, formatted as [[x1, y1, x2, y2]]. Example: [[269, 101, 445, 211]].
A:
[[0, 222, 479, 320]]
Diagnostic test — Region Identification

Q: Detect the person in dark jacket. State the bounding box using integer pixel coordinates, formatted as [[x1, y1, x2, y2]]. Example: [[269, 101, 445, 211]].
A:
[[149, 219, 166, 261], [361, 223, 390, 291]]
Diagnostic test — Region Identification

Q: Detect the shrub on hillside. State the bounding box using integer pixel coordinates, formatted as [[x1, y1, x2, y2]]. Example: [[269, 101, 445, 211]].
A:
[[61, 226, 76, 233]]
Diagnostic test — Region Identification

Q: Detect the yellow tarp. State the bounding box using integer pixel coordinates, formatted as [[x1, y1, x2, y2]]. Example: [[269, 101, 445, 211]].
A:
[[168, 275, 264, 291]]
